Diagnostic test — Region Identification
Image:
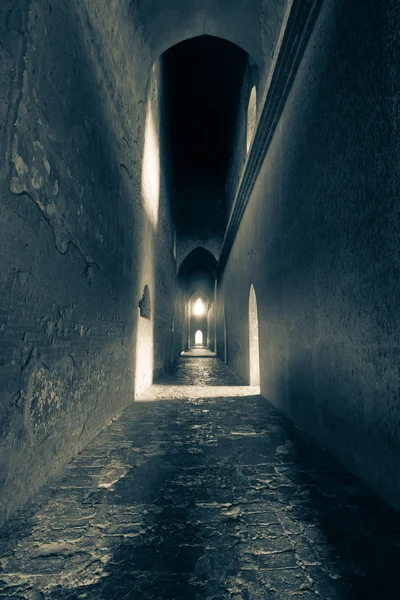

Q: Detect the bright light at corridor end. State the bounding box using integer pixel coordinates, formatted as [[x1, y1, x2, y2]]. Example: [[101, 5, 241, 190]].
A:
[[193, 298, 205, 315]]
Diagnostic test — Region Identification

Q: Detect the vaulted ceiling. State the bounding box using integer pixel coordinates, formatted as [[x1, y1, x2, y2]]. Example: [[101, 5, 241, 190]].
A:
[[134, 0, 288, 73]]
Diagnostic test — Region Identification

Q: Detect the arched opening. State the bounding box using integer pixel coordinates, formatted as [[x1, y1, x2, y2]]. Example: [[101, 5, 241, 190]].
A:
[[177, 247, 218, 283], [177, 248, 217, 352], [164, 37, 248, 276], [249, 283, 260, 385], [195, 330, 203, 345], [247, 85, 257, 153], [193, 298, 205, 315], [188, 291, 209, 349]]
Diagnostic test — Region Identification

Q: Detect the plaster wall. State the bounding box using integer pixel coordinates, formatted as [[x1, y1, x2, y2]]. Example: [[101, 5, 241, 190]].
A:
[[225, 65, 256, 221], [219, 0, 400, 508], [0, 0, 176, 523], [136, 0, 287, 70]]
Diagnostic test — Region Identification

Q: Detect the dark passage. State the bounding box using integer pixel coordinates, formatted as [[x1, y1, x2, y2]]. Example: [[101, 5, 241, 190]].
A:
[[1, 2, 400, 598], [1, 356, 400, 599]]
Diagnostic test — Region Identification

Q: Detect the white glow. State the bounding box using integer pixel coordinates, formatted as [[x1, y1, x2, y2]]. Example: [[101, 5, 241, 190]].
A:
[[137, 384, 261, 401], [141, 97, 160, 227], [135, 314, 154, 398], [193, 298, 205, 315], [249, 283, 260, 386], [247, 86, 257, 153], [195, 330, 203, 345]]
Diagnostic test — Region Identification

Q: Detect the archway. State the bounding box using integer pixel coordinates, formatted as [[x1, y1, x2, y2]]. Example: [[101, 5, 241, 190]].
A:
[[195, 330, 203, 345], [178, 248, 217, 352], [189, 291, 209, 348], [249, 283, 260, 385]]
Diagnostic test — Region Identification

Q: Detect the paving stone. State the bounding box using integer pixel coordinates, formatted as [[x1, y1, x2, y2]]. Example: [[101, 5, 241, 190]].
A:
[[1, 355, 400, 598]]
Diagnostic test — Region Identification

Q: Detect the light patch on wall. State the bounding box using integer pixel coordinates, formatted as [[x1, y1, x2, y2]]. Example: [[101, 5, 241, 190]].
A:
[[249, 283, 260, 385], [135, 285, 154, 398], [193, 298, 205, 316], [247, 86, 257, 153], [141, 96, 160, 228]]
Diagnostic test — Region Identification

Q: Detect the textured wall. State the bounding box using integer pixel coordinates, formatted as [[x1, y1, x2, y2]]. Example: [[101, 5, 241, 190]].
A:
[[219, 0, 400, 508], [136, 0, 287, 68], [0, 0, 176, 523]]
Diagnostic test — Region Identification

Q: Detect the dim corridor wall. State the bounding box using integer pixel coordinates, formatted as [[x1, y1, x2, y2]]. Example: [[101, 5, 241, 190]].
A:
[[218, 0, 400, 509], [0, 0, 176, 524]]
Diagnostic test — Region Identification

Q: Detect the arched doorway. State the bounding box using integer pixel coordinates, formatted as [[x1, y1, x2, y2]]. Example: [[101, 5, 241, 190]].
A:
[[249, 283, 260, 385], [195, 330, 203, 345]]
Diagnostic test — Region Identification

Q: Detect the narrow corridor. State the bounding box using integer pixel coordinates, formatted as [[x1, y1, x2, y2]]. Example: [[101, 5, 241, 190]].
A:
[[1, 356, 400, 599]]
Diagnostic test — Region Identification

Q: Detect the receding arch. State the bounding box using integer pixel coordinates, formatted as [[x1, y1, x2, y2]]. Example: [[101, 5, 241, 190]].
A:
[[189, 291, 210, 315], [195, 330, 203, 345], [249, 283, 260, 385], [154, 33, 256, 66], [178, 247, 218, 284], [189, 291, 209, 349], [139, 0, 261, 66]]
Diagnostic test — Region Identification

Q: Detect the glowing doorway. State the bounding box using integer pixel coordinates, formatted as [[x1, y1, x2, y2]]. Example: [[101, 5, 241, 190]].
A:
[[195, 330, 203, 345], [193, 298, 205, 315], [249, 284, 260, 385]]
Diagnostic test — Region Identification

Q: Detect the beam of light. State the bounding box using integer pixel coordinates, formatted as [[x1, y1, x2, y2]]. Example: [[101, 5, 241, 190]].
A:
[[141, 95, 160, 228], [135, 313, 154, 398], [193, 298, 205, 315], [247, 86, 257, 153]]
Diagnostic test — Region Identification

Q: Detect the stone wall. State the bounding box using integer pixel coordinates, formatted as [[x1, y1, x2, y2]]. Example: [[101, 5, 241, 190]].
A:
[[0, 0, 176, 523], [218, 0, 400, 508]]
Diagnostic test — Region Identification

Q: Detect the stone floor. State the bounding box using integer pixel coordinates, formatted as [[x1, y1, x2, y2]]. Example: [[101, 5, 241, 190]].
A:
[[181, 348, 216, 357], [1, 356, 400, 599]]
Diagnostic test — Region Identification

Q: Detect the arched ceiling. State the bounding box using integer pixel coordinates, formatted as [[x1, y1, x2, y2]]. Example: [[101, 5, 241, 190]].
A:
[[178, 247, 217, 299], [134, 0, 287, 67], [178, 247, 218, 281]]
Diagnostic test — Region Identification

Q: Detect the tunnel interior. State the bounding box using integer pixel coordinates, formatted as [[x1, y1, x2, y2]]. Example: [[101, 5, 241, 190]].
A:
[[177, 247, 217, 351], [0, 5, 400, 588], [163, 35, 249, 263]]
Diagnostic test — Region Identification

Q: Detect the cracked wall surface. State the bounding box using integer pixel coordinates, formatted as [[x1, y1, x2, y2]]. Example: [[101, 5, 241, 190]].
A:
[[218, 0, 400, 509], [0, 0, 176, 524]]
